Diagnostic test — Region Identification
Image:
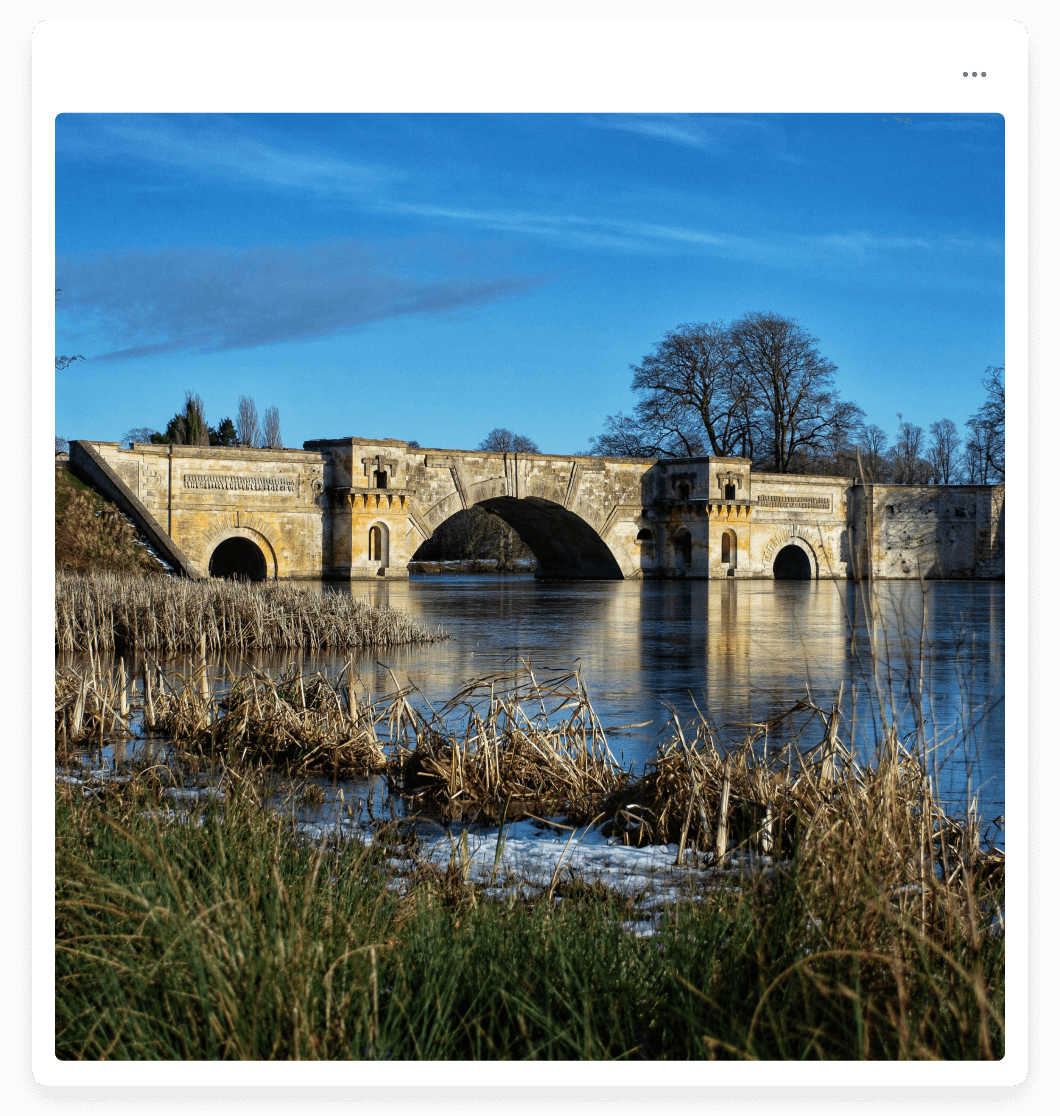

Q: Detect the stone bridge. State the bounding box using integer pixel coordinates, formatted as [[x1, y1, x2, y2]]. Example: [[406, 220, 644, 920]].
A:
[[70, 436, 1004, 582]]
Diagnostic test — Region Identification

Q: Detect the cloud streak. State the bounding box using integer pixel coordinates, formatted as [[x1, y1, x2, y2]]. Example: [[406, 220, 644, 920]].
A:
[[57, 239, 546, 362], [382, 200, 1002, 265], [60, 115, 399, 199]]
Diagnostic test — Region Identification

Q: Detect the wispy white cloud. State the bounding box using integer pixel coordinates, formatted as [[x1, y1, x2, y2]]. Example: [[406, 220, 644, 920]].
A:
[[61, 115, 399, 198], [56, 238, 546, 362], [379, 199, 1002, 264]]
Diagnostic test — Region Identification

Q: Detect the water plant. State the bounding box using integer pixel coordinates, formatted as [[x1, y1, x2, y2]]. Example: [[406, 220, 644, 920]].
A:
[[54, 570, 449, 655]]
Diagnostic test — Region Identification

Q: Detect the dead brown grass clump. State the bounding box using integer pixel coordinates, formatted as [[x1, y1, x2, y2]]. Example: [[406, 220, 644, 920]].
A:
[[150, 663, 390, 778], [389, 667, 633, 823], [600, 697, 1004, 945], [55, 658, 135, 755]]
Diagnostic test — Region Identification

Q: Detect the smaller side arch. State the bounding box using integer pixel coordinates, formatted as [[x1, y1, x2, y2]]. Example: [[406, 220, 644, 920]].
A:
[[200, 525, 278, 580], [762, 530, 821, 580]]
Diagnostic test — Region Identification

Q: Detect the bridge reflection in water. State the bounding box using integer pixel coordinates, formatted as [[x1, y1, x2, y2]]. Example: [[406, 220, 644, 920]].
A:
[[301, 576, 1003, 818]]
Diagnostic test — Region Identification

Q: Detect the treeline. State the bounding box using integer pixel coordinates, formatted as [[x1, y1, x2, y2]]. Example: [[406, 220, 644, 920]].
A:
[[121, 391, 284, 450], [589, 313, 1005, 484]]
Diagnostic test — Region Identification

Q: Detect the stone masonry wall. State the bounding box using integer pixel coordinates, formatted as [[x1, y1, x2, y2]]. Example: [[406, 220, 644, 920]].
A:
[[90, 442, 328, 580], [865, 484, 1005, 580], [83, 439, 1004, 582]]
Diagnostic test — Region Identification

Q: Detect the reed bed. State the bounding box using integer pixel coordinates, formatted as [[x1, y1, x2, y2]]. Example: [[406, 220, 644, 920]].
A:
[[55, 760, 1005, 1060], [151, 663, 390, 778], [388, 667, 634, 823], [54, 659, 135, 753], [54, 570, 449, 655]]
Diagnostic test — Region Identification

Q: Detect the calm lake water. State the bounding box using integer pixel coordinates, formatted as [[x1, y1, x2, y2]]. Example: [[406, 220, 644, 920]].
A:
[[286, 575, 1004, 824], [73, 574, 1004, 839]]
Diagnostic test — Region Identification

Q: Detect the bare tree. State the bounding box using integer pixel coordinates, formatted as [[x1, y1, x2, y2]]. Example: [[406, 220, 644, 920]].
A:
[[856, 423, 890, 482], [121, 426, 160, 448], [965, 366, 1004, 481], [588, 412, 674, 457], [962, 415, 1002, 483], [55, 436, 69, 454], [261, 406, 283, 449], [477, 428, 539, 453], [728, 312, 853, 473], [889, 417, 933, 484], [628, 321, 753, 457], [927, 418, 960, 484], [237, 395, 261, 448]]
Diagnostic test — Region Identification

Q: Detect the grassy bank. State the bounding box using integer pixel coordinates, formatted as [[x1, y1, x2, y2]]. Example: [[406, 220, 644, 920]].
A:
[[55, 466, 164, 576], [55, 571, 449, 655], [55, 768, 1003, 1060]]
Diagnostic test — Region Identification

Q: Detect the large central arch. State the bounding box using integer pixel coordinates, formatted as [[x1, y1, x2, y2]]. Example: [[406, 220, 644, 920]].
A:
[[476, 496, 625, 579], [413, 495, 627, 579]]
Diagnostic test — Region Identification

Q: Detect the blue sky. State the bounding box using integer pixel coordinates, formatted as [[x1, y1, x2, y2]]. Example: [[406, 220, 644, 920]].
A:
[[54, 113, 1004, 453]]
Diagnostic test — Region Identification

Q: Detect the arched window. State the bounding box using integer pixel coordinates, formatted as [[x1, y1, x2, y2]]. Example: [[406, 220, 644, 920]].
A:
[[724, 483, 736, 500], [374, 469, 388, 489], [721, 529, 737, 568], [636, 528, 653, 542], [677, 483, 690, 501], [674, 528, 692, 569], [369, 524, 390, 567]]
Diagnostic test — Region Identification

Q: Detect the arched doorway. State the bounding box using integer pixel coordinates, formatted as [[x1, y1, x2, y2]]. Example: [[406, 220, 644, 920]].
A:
[[773, 544, 812, 580], [209, 537, 268, 581], [674, 528, 692, 570]]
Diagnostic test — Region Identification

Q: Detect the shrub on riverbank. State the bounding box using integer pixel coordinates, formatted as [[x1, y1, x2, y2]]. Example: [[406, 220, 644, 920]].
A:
[[55, 571, 450, 654], [55, 768, 1004, 1060]]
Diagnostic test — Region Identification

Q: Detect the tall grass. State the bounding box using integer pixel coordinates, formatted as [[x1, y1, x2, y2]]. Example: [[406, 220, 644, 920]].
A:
[[55, 571, 449, 654], [55, 764, 1004, 1060], [54, 572, 1005, 1060], [55, 468, 163, 576]]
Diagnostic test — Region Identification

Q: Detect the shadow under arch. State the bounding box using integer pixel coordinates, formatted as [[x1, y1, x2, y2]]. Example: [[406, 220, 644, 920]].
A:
[[417, 496, 625, 580], [209, 536, 268, 581], [773, 543, 813, 580], [201, 525, 279, 580]]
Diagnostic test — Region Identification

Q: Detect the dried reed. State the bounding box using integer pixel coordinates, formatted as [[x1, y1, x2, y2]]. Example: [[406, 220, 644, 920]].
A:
[[390, 667, 633, 823], [54, 570, 449, 654], [158, 665, 389, 777], [54, 659, 134, 752]]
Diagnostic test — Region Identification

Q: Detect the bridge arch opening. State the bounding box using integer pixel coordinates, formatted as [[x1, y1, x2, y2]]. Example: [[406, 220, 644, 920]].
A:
[[414, 497, 625, 579], [721, 529, 737, 568], [674, 528, 692, 570], [773, 544, 812, 580], [209, 537, 268, 581]]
